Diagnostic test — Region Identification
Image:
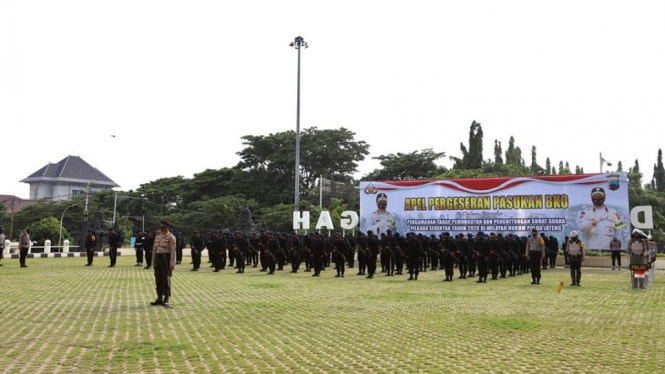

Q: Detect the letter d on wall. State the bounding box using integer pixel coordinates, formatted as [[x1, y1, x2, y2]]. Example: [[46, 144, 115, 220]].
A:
[[293, 211, 310, 230], [630, 206, 653, 229]]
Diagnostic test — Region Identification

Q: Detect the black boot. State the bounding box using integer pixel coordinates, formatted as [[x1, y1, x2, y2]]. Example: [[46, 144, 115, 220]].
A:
[[150, 297, 163, 306]]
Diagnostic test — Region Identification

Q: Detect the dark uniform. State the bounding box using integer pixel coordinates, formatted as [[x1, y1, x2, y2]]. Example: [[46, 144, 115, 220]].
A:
[[84, 230, 96, 266], [346, 234, 356, 269], [151, 220, 176, 307], [455, 234, 469, 279], [212, 232, 227, 272], [497, 234, 509, 278], [466, 234, 477, 277], [356, 232, 367, 275], [332, 233, 347, 277], [366, 231, 379, 279], [440, 233, 457, 282], [488, 233, 501, 280], [107, 228, 120, 268], [419, 234, 430, 272], [507, 234, 521, 276], [249, 233, 260, 267], [134, 230, 145, 266], [289, 232, 302, 273], [540, 234, 549, 270], [474, 232, 489, 283], [311, 233, 325, 277], [393, 233, 405, 275], [429, 235, 440, 271], [144, 231, 154, 269], [276, 233, 287, 271], [548, 236, 559, 269], [174, 231, 183, 265], [190, 231, 203, 272], [234, 232, 248, 273], [205, 232, 216, 268], [303, 234, 313, 272], [380, 233, 393, 276], [265, 233, 279, 274], [406, 232, 422, 280]]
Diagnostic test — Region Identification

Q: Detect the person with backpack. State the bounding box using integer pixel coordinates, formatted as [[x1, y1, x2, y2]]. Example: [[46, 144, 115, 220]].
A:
[[84, 230, 97, 266], [629, 229, 648, 289], [566, 231, 585, 286]]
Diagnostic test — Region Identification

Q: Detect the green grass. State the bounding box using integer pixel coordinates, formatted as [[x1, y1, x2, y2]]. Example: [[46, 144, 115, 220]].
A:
[[0, 257, 663, 373]]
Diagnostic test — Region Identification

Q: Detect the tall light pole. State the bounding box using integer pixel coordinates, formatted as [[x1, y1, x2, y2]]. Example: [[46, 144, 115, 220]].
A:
[[600, 153, 612, 173], [290, 36, 308, 211], [113, 194, 148, 228], [59, 203, 78, 249]]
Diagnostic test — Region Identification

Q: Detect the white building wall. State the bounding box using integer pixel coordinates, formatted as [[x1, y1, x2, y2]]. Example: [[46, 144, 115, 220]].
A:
[[27, 182, 115, 201], [52, 184, 73, 201], [32, 183, 53, 200]]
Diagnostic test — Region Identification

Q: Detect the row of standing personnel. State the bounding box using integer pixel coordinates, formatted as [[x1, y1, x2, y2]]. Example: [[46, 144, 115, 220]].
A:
[[149, 228, 567, 285]]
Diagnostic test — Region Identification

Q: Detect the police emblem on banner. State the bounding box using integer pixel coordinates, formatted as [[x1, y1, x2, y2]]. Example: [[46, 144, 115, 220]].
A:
[[607, 173, 620, 191], [364, 183, 378, 195]]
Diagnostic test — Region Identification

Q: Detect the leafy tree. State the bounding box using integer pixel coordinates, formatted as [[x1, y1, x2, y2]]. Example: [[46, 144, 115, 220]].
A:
[[530, 146, 544, 174], [259, 204, 302, 232], [505, 136, 524, 166], [557, 161, 571, 175], [364, 148, 446, 180], [451, 121, 483, 169], [628, 159, 642, 190], [494, 140, 503, 165], [654, 149, 665, 192], [617, 161, 623, 172], [26, 217, 70, 246], [236, 127, 369, 206], [137, 176, 188, 209], [545, 157, 551, 175], [181, 168, 240, 206]]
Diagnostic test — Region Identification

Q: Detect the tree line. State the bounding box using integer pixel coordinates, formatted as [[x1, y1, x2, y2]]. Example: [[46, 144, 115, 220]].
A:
[[2, 122, 664, 246]]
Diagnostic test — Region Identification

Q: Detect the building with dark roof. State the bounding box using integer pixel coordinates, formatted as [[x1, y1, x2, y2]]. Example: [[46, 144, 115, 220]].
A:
[[0, 195, 37, 213], [20, 155, 119, 201]]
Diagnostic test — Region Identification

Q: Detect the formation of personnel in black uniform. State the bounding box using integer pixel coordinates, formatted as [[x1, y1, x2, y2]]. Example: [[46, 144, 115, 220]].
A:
[[124, 226, 574, 288]]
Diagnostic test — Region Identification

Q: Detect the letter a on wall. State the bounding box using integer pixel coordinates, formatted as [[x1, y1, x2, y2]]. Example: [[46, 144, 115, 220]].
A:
[[316, 211, 335, 230]]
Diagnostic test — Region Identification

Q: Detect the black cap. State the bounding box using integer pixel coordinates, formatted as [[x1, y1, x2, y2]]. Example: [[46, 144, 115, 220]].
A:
[[160, 220, 171, 227], [377, 193, 388, 202]]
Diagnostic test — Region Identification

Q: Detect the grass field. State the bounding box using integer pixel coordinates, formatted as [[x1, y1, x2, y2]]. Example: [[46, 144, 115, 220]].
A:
[[0, 256, 663, 374]]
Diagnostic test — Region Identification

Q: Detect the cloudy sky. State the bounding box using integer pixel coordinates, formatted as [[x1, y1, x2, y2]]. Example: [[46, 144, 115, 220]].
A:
[[1, 0, 663, 199]]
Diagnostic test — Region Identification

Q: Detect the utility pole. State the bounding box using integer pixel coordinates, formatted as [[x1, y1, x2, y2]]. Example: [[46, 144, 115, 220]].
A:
[[290, 36, 308, 211], [83, 182, 91, 222], [9, 197, 15, 240]]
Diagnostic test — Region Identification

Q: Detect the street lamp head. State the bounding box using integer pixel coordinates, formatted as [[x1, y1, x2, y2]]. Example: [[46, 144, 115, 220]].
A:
[[290, 36, 308, 49]]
